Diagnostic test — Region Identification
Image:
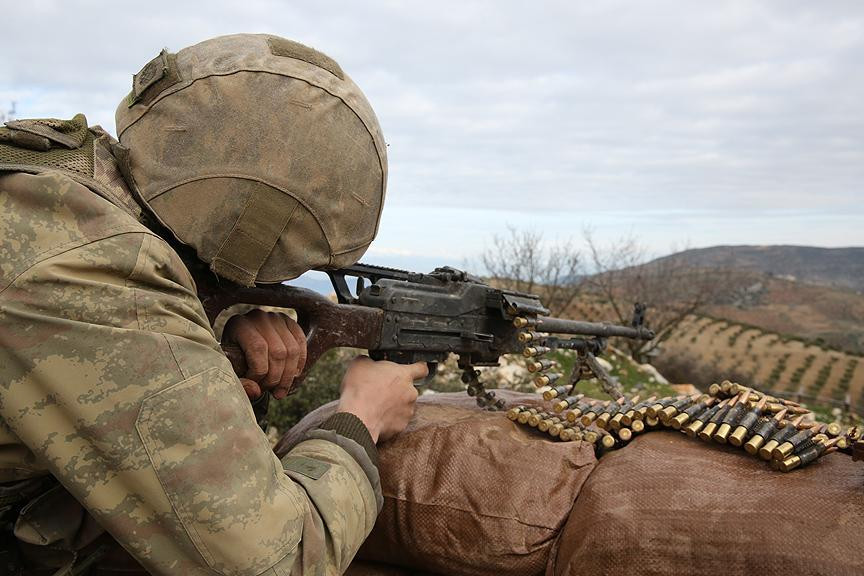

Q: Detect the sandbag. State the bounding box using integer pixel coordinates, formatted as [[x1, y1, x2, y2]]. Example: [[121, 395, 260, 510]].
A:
[[277, 391, 596, 576], [548, 431, 864, 576]]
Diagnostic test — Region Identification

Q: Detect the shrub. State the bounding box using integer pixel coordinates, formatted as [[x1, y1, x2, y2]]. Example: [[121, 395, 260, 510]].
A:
[[808, 357, 837, 396], [786, 354, 816, 393]]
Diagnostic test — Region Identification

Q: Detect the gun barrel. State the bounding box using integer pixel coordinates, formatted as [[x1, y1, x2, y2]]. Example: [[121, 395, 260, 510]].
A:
[[536, 316, 655, 340]]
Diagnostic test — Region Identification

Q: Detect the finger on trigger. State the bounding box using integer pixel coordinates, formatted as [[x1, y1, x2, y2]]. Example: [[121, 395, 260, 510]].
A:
[[409, 361, 430, 380]]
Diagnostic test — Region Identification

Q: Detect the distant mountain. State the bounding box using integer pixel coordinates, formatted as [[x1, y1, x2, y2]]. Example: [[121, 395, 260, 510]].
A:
[[653, 245, 864, 292]]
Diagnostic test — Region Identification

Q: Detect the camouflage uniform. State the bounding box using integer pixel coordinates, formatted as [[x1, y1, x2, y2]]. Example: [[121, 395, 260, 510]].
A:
[[0, 146, 382, 574]]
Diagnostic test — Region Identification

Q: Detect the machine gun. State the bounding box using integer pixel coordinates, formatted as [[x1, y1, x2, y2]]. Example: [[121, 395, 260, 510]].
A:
[[200, 263, 655, 410]]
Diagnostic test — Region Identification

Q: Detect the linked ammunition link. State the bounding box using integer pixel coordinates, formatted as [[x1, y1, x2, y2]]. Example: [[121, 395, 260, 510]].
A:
[[507, 378, 856, 473]]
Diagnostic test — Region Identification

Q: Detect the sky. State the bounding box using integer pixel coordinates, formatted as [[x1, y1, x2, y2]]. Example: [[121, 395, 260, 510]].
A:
[[2, 0, 862, 274]]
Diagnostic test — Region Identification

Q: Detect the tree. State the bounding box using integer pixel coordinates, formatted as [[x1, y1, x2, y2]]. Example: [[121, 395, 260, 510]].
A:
[[480, 225, 582, 316], [581, 231, 736, 363]]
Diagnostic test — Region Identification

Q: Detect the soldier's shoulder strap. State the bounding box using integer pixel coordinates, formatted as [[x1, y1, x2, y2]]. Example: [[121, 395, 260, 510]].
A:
[[0, 114, 143, 220]]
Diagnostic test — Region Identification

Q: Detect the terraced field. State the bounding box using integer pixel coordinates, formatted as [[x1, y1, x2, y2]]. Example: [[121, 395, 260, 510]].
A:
[[663, 315, 864, 414]]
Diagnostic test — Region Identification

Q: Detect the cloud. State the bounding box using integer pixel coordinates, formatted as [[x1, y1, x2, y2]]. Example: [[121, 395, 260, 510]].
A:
[[1, 0, 862, 262]]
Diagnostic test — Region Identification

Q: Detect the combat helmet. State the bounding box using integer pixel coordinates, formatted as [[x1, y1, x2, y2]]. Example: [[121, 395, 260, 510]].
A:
[[115, 34, 387, 286]]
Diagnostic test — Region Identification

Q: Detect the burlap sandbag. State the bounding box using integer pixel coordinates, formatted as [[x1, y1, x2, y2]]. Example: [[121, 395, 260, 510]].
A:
[[277, 391, 596, 576], [549, 431, 864, 576]]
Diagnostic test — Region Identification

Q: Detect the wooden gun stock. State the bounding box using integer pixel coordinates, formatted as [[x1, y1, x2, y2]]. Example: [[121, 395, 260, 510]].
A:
[[199, 283, 384, 385]]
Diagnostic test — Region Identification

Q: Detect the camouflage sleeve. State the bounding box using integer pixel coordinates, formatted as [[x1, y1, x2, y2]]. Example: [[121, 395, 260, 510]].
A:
[[0, 174, 379, 575]]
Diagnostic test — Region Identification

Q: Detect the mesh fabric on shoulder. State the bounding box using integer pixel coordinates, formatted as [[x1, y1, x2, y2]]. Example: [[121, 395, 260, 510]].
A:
[[0, 130, 95, 177]]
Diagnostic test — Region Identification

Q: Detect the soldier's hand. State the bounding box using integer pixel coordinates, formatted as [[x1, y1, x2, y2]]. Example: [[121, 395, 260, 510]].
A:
[[223, 309, 307, 400], [338, 356, 427, 443]]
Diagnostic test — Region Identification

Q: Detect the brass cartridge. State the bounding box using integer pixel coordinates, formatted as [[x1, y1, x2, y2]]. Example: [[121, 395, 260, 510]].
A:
[[549, 422, 566, 437], [713, 392, 751, 444], [728, 426, 749, 447], [506, 406, 526, 421], [528, 411, 552, 428], [538, 417, 561, 432], [671, 412, 689, 429], [646, 396, 680, 419], [779, 438, 838, 472], [827, 422, 842, 437], [608, 395, 640, 431], [708, 382, 722, 396], [729, 396, 768, 447], [527, 359, 554, 373], [524, 346, 551, 358], [513, 316, 536, 328], [543, 386, 570, 401], [699, 398, 734, 441], [713, 423, 733, 444], [624, 396, 657, 425], [566, 399, 596, 422], [609, 413, 626, 431], [583, 430, 599, 445], [673, 397, 717, 430], [580, 401, 609, 426], [699, 422, 719, 441], [618, 427, 633, 442], [631, 419, 646, 433], [535, 386, 552, 397], [773, 424, 824, 461], [595, 413, 613, 429], [744, 408, 787, 455], [595, 397, 631, 430], [534, 372, 562, 387], [759, 415, 805, 460], [553, 394, 585, 414], [517, 408, 539, 424], [659, 395, 698, 424], [698, 398, 735, 442], [518, 330, 541, 343], [685, 399, 728, 438]]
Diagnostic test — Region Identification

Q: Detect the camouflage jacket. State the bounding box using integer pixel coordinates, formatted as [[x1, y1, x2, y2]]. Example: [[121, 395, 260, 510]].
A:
[[0, 170, 382, 575]]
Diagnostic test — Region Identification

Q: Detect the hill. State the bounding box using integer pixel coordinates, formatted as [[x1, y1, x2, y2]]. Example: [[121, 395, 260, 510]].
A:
[[705, 275, 864, 355], [653, 245, 864, 292], [657, 315, 863, 417]]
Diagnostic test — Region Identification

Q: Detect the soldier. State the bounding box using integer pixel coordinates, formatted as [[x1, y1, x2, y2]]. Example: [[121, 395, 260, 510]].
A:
[[0, 34, 425, 574]]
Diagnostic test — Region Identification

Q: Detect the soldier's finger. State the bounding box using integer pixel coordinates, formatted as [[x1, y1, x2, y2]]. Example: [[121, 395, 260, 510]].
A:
[[239, 377, 262, 400], [270, 315, 300, 389], [407, 361, 429, 381], [255, 317, 287, 387], [229, 318, 270, 381], [284, 316, 308, 376]]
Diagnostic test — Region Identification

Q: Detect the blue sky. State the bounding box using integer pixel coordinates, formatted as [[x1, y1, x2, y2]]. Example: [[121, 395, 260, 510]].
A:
[[2, 0, 862, 273]]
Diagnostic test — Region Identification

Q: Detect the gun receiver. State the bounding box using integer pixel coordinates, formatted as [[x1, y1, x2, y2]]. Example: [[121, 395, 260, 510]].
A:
[[199, 263, 655, 402]]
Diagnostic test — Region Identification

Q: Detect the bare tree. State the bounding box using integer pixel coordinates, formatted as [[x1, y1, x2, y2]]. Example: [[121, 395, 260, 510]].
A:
[[581, 231, 736, 363], [480, 225, 582, 316]]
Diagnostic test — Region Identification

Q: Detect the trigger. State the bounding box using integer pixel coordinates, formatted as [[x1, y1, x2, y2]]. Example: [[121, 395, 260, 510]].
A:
[[418, 361, 438, 386]]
